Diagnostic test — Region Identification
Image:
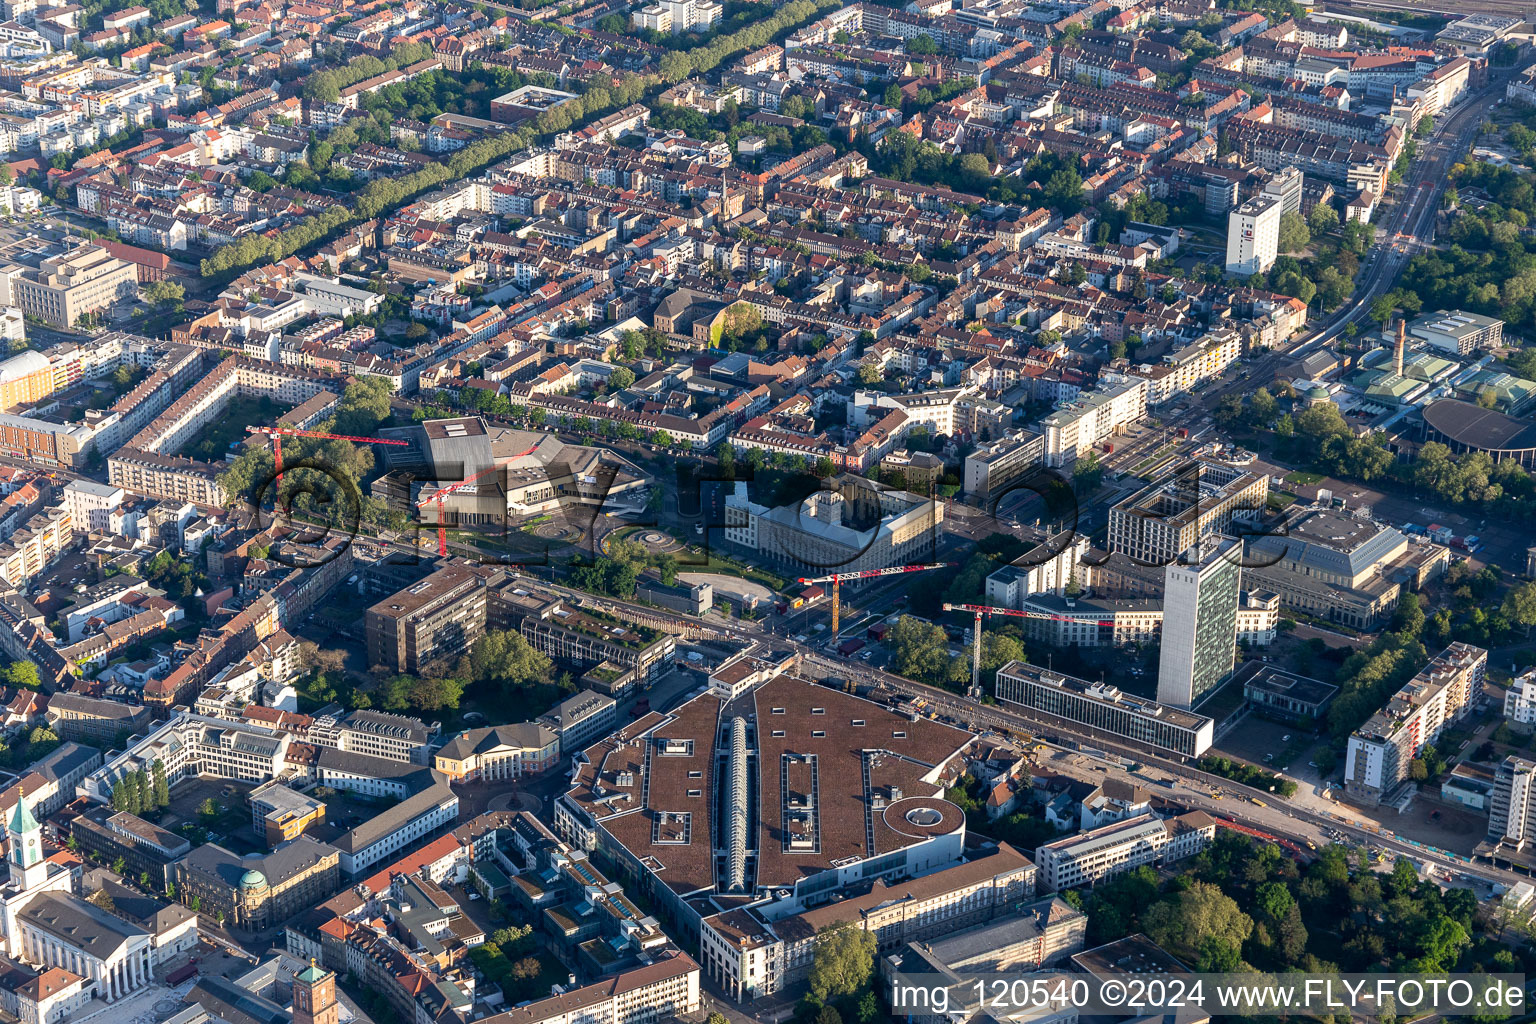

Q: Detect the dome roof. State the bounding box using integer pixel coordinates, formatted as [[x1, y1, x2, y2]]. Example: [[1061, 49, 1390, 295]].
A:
[[238, 868, 267, 889], [1306, 385, 1330, 400]]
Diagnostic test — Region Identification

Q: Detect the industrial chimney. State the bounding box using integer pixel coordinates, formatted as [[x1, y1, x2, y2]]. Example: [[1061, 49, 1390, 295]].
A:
[[1394, 318, 1406, 378]]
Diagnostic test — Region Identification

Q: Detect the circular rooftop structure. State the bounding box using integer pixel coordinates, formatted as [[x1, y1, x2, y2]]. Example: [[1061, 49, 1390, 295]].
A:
[[1423, 398, 1536, 468], [882, 796, 965, 839], [238, 868, 268, 889]]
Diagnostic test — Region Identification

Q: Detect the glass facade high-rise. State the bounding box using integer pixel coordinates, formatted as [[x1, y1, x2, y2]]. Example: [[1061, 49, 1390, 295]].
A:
[[1157, 537, 1241, 709]]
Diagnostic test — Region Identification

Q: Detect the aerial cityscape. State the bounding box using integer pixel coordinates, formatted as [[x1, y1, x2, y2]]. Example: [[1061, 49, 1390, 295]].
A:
[[0, 0, 1528, 1021]]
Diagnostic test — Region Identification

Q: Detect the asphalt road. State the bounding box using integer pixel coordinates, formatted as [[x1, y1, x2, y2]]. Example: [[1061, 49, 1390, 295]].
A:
[[804, 651, 1530, 891], [422, 549, 1517, 893]]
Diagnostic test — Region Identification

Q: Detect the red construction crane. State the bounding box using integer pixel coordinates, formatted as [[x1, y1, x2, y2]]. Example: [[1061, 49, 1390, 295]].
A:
[[246, 426, 410, 487], [415, 442, 540, 556], [797, 562, 955, 634], [943, 601, 1119, 695]]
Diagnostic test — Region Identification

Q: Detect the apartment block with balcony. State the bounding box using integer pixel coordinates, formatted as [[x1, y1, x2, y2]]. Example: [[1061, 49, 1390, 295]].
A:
[[1344, 642, 1487, 805], [1107, 460, 1267, 567]]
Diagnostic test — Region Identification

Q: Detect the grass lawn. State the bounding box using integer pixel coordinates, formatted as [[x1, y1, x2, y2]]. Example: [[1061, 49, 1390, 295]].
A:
[[688, 549, 788, 591], [178, 395, 293, 461], [1284, 471, 1325, 486]]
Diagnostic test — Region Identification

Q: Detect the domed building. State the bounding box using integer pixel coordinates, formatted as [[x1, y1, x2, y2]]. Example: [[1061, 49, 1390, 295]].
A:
[[175, 838, 338, 930]]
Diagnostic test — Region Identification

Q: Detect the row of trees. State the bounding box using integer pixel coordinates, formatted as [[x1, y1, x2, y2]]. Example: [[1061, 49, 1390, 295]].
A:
[[1225, 378, 1536, 520], [1196, 755, 1298, 797], [200, 127, 527, 277], [300, 44, 436, 104], [108, 760, 169, 817], [654, 0, 839, 83], [1326, 593, 1428, 740], [207, 0, 846, 280]]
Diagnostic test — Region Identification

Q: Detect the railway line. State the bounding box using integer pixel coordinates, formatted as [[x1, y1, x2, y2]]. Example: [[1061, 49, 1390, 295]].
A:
[[802, 651, 1526, 890]]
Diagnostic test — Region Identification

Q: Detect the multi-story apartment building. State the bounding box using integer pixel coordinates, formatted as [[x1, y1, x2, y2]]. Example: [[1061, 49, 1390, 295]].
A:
[[1225, 194, 1281, 277], [1107, 461, 1267, 567], [985, 532, 1090, 607], [1506, 669, 1536, 728], [699, 844, 1035, 1001], [108, 354, 344, 505], [1406, 55, 1470, 116], [61, 479, 123, 534], [1034, 811, 1215, 891], [962, 431, 1045, 500], [365, 566, 488, 674], [995, 661, 1215, 757], [1121, 327, 1244, 406], [105, 448, 226, 506], [0, 504, 72, 589], [1488, 755, 1536, 852], [1344, 642, 1487, 804], [1040, 378, 1147, 467], [1260, 165, 1304, 216], [46, 691, 151, 745], [68, 805, 191, 891], [6, 245, 137, 327]]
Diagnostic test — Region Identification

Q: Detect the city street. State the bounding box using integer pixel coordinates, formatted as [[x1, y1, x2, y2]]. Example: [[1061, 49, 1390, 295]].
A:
[[796, 651, 1525, 893]]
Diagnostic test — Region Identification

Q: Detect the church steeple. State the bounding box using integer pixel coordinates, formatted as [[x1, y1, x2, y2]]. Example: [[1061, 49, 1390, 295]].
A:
[[8, 798, 46, 890]]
